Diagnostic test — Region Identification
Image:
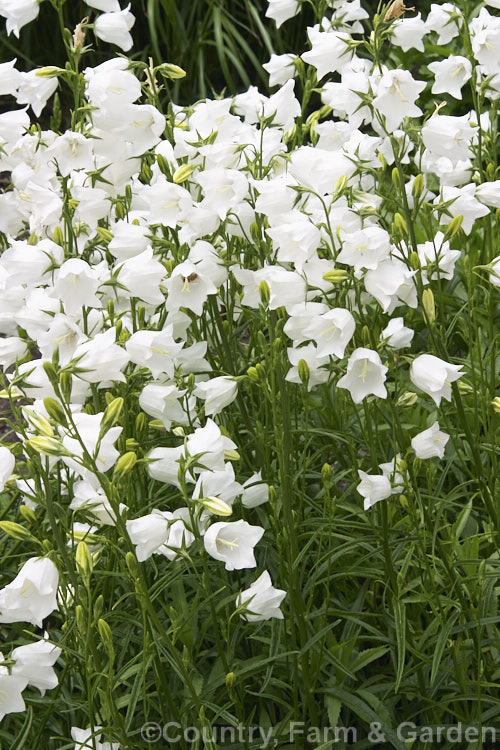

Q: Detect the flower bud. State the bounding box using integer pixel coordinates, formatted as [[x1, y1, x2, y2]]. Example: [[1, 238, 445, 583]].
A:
[[76, 604, 86, 636], [76, 541, 93, 580], [321, 463, 333, 488], [59, 372, 73, 403], [135, 412, 149, 441], [156, 154, 171, 177], [259, 280, 271, 306], [394, 212, 408, 237], [53, 226, 64, 246], [96, 227, 113, 244], [27, 436, 70, 457], [422, 288, 435, 325], [202, 496, 233, 516], [491, 397, 500, 413], [255, 363, 266, 381], [392, 167, 400, 187], [410, 251, 420, 270], [412, 174, 424, 202], [126, 438, 139, 451], [42, 361, 59, 385], [443, 214, 463, 241], [19, 506, 36, 524], [43, 397, 67, 427], [322, 269, 349, 283], [101, 397, 124, 433], [247, 366, 259, 383], [113, 452, 137, 481], [98, 618, 115, 664], [25, 409, 54, 437], [173, 164, 195, 184], [0, 521, 34, 542], [298, 359, 310, 388], [126, 551, 140, 577], [172, 425, 185, 437], [224, 449, 240, 462], [396, 391, 418, 408], [94, 594, 104, 621], [225, 672, 236, 689], [157, 63, 186, 79], [35, 66, 66, 78]]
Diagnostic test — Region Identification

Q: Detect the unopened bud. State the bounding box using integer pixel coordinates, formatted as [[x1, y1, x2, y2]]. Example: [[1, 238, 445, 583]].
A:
[[76, 604, 86, 635], [321, 463, 333, 488], [298, 359, 310, 388], [399, 494, 409, 509], [392, 167, 400, 187], [76, 541, 93, 579], [157, 63, 186, 79], [113, 452, 137, 481], [443, 214, 463, 241], [172, 425, 185, 437], [225, 671, 236, 689], [412, 174, 424, 202], [98, 618, 115, 664], [42, 361, 59, 385], [126, 551, 140, 578], [135, 412, 149, 441], [19, 505, 36, 524], [59, 372, 73, 403], [126, 438, 139, 451], [25, 409, 54, 437], [96, 227, 113, 244], [101, 397, 124, 433], [53, 226, 64, 246], [114, 202, 126, 220], [322, 269, 349, 283], [333, 175, 348, 198], [247, 366, 259, 383], [36, 66, 66, 78], [94, 594, 104, 621], [27, 436, 69, 457], [43, 397, 67, 426], [202, 496, 233, 516], [491, 397, 500, 413], [396, 391, 418, 408], [156, 154, 171, 177], [410, 251, 420, 270], [224, 449, 240, 462], [259, 280, 271, 306], [0, 521, 34, 541], [173, 164, 195, 184], [394, 212, 408, 237], [422, 288, 435, 325]]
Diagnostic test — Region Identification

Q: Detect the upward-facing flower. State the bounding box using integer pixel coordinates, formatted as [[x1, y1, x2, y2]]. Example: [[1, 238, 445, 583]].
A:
[[337, 348, 388, 404], [204, 520, 264, 570], [372, 70, 426, 131]]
